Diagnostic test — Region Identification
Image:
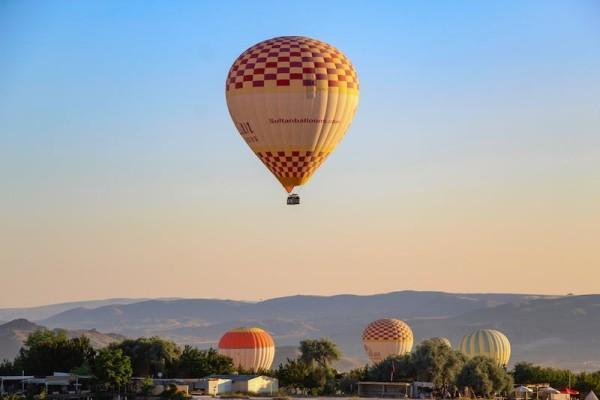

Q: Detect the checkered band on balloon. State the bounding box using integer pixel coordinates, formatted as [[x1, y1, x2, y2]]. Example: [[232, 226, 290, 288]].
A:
[[226, 36, 359, 92], [256, 151, 329, 178], [362, 319, 413, 341]]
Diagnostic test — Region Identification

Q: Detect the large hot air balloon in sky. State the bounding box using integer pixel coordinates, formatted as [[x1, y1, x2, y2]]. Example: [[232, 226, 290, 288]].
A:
[[459, 329, 511, 366], [362, 318, 414, 364], [218, 327, 275, 371], [225, 36, 359, 204]]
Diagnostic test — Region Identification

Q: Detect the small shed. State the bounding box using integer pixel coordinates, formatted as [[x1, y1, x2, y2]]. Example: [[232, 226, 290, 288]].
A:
[[0, 376, 35, 395], [207, 375, 278, 394], [234, 375, 278, 394], [194, 378, 232, 395], [358, 381, 412, 398], [585, 391, 599, 400]]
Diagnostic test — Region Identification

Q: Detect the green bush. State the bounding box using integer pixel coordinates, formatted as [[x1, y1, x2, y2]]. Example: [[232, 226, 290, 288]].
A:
[[160, 384, 190, 400]]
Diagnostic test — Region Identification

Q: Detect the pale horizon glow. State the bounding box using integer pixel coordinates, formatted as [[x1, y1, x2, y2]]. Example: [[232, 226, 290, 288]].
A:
[[1, 0, 599, 308], [0, 290, 593, 310]]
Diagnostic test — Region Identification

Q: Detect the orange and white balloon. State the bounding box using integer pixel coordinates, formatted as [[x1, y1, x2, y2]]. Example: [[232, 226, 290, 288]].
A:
[[362, 318, 414, 364], [225, 36, 359, 193], [218, 327, 275, 371]]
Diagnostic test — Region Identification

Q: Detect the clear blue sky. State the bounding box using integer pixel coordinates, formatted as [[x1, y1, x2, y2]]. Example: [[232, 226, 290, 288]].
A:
[[1, 1, 599, 306]]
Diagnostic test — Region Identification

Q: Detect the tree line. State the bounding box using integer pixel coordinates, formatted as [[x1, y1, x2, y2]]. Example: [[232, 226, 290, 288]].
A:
[[276, 338, 513, 397], [0, 330, 235, 395], [514, 363, 600, 395], [1, 330, 600, 398], [277, 339, 600, 397]]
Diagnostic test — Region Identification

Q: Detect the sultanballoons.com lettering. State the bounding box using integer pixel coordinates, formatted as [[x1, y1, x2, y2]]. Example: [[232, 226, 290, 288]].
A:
[[268, 118, 340, 124]]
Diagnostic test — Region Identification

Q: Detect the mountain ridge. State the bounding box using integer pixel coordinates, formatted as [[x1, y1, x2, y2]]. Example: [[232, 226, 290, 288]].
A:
[[0, 298, 155, 322], [4, 291, 599, 371]]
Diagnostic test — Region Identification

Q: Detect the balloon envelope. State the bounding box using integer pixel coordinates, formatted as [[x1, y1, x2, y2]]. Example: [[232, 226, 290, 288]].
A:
[[226, 36, 359, 192], [218, 327, 275, 371], [362, 318, 414, 364], [459, 329, 511, 366]]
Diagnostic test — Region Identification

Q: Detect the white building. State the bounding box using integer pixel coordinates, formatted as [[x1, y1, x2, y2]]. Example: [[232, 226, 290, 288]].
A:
[[199, 375, 278, 395], [194, 377, 232, 395]]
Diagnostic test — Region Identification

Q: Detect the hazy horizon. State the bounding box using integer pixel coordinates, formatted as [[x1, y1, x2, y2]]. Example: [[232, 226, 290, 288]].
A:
[[0, 289, 591, 310], [1, 1, 599, 308]]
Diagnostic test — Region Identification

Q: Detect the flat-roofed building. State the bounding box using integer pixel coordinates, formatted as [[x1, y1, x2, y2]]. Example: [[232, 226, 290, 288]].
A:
[[194, 377, 232, 395], [358, 381, 412, 398], [207, 375, 278, 394], [0, 376, 34, 395]]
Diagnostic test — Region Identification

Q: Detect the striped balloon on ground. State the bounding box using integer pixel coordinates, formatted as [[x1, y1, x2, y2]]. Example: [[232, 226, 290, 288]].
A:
[[218, 327, 275, 371], [362, 318, 414, 364], [459, 329, 511, 366]]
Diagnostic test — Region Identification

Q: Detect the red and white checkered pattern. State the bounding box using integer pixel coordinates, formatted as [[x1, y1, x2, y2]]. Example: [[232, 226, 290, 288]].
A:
[[362, 319, 413, 341], [226, 36, 359, 92], [256, 151, 329, 178]]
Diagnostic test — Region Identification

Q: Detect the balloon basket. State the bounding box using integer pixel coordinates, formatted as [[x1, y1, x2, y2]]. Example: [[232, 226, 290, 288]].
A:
[[287, 194, 300, 205]]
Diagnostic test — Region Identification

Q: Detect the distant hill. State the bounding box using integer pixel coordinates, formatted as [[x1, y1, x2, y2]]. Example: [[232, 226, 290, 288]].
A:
[[0, 319, 125, 361], [31, 291, 554, 365], [32, 292, 546, 354], [5, 291, 600, 371], [0, 319, 45, 361], [39, 291, 543, 332], [0, 298, 153, 322]]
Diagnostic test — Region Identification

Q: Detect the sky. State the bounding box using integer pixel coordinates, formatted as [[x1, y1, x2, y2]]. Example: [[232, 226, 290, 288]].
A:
[[1, 0, 599, 307]]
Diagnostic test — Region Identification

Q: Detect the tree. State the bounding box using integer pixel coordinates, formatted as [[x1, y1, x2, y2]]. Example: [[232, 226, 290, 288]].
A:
[[276, 358, 312, 394], [160, 384, 190, 400], [92, 347, 132, 394], [171, 346, 234, 378], [1, 394, 23, 400], [339, 366, 369, 394], [236, 366, 277, 377], [0, 359, 16, 375], [575, 371, 600, 395], [14, 330, 95, 376], [295, 338, 342, 395], [511, 362, 600, 395], [139, 377, 155, 397], [299, 338, 341, 369], [512, 362, 571, 388], [70, 362, 93, 377], [113, 337, 180, 377], [305, 366, 329, 395], [456, 356, 513, 397], [412, 339, 466, 389], [368, 354, 416, 382]]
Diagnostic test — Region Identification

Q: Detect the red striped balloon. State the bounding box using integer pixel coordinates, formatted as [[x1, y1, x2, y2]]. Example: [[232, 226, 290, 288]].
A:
[[218, 327, 275, 371]]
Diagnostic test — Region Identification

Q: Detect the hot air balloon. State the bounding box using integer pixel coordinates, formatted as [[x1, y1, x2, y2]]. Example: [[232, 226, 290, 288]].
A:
[[362, 318, 414, 364], [218, 327, 275, 371], [459, 329, 511, 366], [225, 36, 360, 204]]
